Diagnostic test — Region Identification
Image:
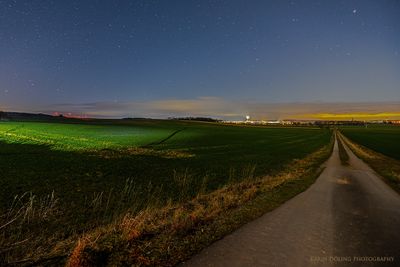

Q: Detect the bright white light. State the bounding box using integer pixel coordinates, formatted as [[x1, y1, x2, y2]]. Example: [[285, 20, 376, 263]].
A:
[[246, 115, 250, 120]]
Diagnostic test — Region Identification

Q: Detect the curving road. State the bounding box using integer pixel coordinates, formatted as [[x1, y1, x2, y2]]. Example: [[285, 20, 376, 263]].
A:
[[182, 137, 400, 266]]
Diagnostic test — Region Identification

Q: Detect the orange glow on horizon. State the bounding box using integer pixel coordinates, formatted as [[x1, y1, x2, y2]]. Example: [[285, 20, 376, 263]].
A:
[[307, 112, 400, 121]]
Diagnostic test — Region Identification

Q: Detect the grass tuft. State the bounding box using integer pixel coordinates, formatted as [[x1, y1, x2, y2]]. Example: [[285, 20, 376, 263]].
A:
[[336, 132, 349, 165]]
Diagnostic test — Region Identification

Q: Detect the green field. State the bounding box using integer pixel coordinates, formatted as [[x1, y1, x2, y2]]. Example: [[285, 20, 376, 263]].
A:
[[0, 120, 332, 206], [0, 119, 332, 264], [340, 125, 400, 160]]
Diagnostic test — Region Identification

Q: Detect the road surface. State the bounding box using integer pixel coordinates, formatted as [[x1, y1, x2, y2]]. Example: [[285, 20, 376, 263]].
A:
[[182, 137, 400, 266]]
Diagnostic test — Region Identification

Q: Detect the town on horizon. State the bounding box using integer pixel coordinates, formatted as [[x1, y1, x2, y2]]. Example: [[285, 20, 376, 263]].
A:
[[1, 110, 400, 125]]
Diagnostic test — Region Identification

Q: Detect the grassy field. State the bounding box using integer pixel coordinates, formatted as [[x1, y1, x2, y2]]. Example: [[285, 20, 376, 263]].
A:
[[340, 125, 400, 160], [0, 119, 332, 265]]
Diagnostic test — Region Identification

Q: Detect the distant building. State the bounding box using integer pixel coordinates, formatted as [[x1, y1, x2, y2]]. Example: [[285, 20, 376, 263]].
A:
[[266, 120, 281, 124], [281, 120, 293, 125]]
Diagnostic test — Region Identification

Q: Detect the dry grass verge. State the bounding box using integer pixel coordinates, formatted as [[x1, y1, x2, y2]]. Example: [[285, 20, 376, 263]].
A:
[[340, 132, 400, 193], [336, 133, 349, 165], [64, 139, 334, 267]]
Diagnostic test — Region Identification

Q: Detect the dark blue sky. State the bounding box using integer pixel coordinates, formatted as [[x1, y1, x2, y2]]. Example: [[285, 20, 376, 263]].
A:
[[0, 0, 399, 118]]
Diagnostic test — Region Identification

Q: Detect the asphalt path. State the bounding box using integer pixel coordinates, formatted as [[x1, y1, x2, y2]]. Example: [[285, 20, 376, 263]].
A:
[[182, 137, 400, 266]]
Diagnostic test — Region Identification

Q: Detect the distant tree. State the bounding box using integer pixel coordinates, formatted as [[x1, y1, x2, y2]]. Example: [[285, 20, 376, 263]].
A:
[[172, 117, 221, 122]]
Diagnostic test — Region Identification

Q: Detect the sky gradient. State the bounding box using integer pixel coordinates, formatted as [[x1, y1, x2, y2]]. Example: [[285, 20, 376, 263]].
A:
[[0, 0, 399, 119]]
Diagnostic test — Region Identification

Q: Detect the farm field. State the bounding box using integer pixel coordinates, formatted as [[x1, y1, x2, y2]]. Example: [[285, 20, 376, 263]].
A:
[[340, 125, 400, 160], [0, 119, 332, 264]]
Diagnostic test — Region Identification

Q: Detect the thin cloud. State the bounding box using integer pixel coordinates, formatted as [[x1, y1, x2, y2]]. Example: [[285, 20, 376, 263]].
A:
[[21, 97, 400, 120]]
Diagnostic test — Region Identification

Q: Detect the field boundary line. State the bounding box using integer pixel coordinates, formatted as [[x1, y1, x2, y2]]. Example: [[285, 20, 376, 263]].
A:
[[142, 128, 186, 147]]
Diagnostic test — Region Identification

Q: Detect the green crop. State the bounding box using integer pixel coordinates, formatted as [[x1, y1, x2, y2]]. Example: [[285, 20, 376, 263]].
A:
[[0, 119, 332, 264], [341, 124, 400, 160]]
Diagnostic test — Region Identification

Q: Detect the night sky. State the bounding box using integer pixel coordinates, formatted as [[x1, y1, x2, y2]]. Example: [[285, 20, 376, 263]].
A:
[[1, 0, 399, 119]]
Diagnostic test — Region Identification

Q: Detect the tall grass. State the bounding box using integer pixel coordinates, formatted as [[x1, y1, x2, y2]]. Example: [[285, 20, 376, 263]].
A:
[[1, 179, 162, 264], [85, 178, 164, 223], [336, 133, 349, 165], [0, 168, 225, 264], [65, 141, 333, 267], [0, 192, 59, 263], [0, 164, 261, 265]]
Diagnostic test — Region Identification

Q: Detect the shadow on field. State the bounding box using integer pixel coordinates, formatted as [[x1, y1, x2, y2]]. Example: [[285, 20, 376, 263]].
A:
[[0, 140, 198, 264], [0, 127, 332, 265], [0, 140, 262, 264]]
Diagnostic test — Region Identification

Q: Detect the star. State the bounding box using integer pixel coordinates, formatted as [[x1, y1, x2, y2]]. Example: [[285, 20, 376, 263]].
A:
[[352, 9, 357, 14]]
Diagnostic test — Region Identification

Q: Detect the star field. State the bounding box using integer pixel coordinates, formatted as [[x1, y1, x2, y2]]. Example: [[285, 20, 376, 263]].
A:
[[0, 0, 399, 117]]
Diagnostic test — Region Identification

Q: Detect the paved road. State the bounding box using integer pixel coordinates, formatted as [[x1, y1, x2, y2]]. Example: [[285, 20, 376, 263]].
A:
[[182, 137, 400, 266]]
